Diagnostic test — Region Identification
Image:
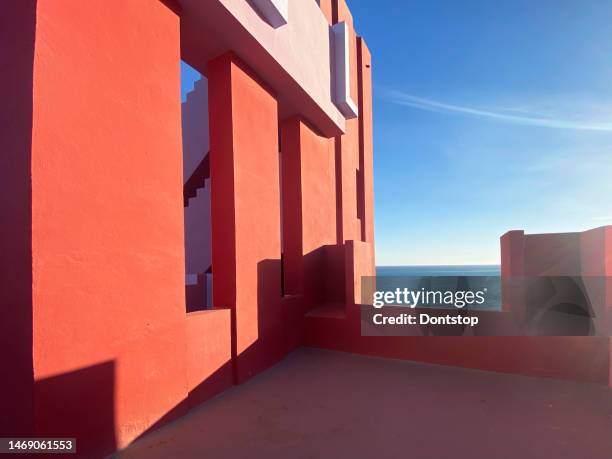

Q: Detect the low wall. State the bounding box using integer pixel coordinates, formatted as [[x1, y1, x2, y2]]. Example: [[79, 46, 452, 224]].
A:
[[305, 303, 611, 385]]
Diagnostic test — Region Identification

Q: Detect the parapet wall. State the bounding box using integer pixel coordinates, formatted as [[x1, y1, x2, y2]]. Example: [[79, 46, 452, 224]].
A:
[[306, 227, 612, 387]]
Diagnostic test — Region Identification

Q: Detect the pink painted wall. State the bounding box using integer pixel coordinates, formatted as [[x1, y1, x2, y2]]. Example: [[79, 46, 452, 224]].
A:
[[524, 232, 582, 276], [358, 38, 375, 245], [334, 2, 362, 244], [180, 0, 345, 136]]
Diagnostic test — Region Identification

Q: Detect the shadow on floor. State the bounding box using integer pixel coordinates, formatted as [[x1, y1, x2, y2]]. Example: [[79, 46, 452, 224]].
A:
[[109, 347, 612, 459]]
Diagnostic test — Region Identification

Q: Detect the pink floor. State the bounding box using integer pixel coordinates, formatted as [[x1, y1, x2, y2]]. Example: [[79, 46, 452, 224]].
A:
[[111, 348, 612, 459]]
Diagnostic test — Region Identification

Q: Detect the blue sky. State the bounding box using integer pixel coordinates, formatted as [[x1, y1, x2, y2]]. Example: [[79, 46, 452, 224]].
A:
[[350, 0, 612, 265], [181, 0, 612, 266]]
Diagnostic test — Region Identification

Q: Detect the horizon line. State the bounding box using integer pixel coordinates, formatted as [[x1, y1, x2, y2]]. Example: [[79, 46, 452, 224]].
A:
[[376, 263, 501, 267]]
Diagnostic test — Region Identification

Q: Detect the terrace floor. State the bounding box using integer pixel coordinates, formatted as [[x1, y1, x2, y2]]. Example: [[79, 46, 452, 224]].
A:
[[111, 348, 612, 459]]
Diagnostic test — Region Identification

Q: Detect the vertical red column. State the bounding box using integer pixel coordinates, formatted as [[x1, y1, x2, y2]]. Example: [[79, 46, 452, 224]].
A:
[[208, 54, 283, 383], [280, 118, 304, 295], [281, 117, 337, 301], [500, 230, 525, 312], [581, 226, 608, 320], [28, 1, 188, 454], [577, 226, 612, 387], [333, 1, 361, 244], [330, 0, 376, 307], [501, 231, 525, 277], [609, 338, 612, 388], [358, 38, 375, 246], [606, 227, 612, 388]]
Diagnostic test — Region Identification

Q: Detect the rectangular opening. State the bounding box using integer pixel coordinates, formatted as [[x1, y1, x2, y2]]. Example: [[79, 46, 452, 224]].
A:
[[181, 59, 212, 312]]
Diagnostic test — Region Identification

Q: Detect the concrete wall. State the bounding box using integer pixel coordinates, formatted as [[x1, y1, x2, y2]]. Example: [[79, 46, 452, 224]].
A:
[[2, 0, 378, 454], [305, 308, 610, 384], [6, 1, 612, 457], [280, 117, 337, 300], [6, 2, 233, 455], [180, 0, 345, 136], [307, 227, 611, 387], [208, 53, 285, 383], [28, 1, 186, 452]]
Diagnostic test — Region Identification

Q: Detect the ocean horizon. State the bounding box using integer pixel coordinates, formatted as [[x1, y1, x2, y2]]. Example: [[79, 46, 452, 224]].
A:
[[375, 264, 501, 310], [376, 264, 501, 277]]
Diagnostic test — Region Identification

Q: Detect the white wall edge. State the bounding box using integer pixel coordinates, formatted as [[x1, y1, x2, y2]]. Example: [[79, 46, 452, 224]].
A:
[[332, 21, 359, 119], [250, 0, 288, 28]]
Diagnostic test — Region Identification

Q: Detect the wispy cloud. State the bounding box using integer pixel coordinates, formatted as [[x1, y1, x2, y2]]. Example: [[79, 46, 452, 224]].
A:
[[383, 89, 612, 131]]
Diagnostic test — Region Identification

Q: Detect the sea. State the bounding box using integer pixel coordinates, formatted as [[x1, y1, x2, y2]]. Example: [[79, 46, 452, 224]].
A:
[[375, 265, 502, 310], [376, 265, 501, 277]]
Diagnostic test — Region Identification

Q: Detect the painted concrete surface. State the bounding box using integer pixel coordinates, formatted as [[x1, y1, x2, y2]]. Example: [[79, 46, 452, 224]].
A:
[[180, 0, 345, 136], [209, 53, 287, 383], [111, 348, 612, 459], [7, 1, 610, 456], [30, 1, 189, 451]]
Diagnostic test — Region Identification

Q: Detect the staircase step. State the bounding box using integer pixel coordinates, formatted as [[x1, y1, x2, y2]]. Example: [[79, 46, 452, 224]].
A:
[[184, 152, 210, 207]]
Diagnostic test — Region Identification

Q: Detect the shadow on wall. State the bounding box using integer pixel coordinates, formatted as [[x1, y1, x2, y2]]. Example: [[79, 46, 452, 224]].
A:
[[132, 360, 234, 447], [136, 257, 303, 447], [233, 256, 340, 383], [13, 256, 289, 457], [1, 5, 119, 455], [301, 244, 346, 306], [27, 359, 229, 458], [0, 5, 120, 456], [0, 0, 36, 438], [0, 3, 359, 452], [35, 363, 117, 457]]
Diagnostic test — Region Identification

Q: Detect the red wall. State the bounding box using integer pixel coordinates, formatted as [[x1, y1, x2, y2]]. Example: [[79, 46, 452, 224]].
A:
[[2, 0, 378, 455], [357, 38, 375, 246], [30, 1, 188, 451], [185, 310, 233, 406], [209, 53, 286, 383], [0, 0, 36, 436], [281, 117, 337, 301], [305, 305, 610, 384], [3, 1, 377, 449], [17, 2, 234, 455], [334, 1, 362, 244], [12, 2, 611, 458], [307, 228, 611, 387], [524, 232, 582, 276]]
